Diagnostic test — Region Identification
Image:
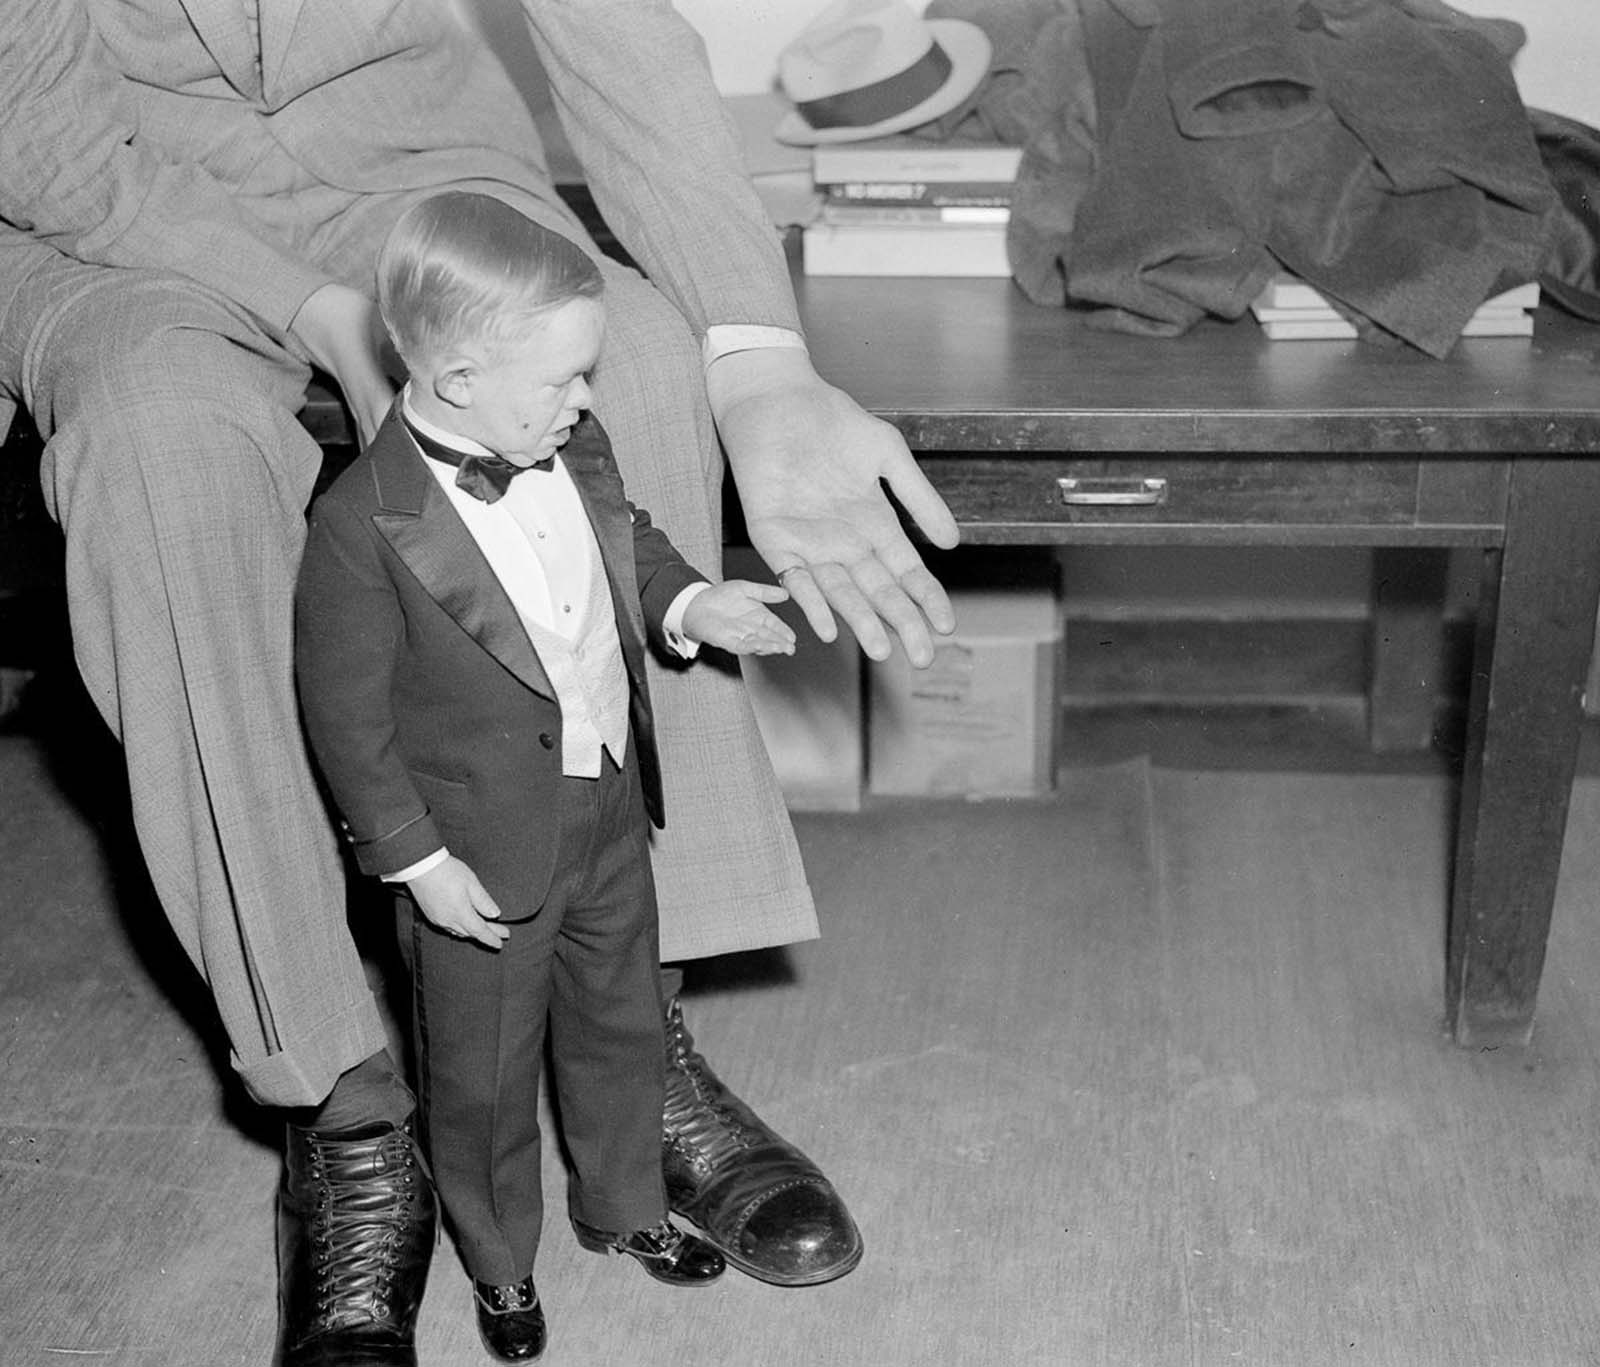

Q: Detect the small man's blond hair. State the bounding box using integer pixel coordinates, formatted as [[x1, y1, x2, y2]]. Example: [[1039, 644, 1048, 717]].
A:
[[377, 192, 603, 373]]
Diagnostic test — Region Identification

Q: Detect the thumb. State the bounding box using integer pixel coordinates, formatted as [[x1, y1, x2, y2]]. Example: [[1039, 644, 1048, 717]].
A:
[[466, 872, 504, 922], [882, 451, 960, 551]]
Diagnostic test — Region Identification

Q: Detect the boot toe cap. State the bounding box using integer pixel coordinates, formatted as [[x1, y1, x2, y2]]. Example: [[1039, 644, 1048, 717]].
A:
[[734, 1178, 863, 1286]]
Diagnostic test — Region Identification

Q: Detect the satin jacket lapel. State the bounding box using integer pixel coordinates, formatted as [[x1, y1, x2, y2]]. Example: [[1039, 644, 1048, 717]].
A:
[[366, 421, 556, 702], [560, 417, 662, 816], [176, 0, 265, 98]]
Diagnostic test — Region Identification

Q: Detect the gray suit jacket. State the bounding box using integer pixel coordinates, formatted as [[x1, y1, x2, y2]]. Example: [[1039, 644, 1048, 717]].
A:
[[0, 0, 802, 434]]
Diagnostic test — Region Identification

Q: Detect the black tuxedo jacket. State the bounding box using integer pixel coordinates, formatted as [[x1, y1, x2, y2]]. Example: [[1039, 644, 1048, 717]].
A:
[[294, 405, 706, 917]]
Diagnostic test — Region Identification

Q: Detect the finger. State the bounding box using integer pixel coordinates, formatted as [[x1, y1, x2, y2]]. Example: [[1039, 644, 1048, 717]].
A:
[[843, 536, 958, 664], [747, 621, 797, 653], [810, 560, 892, 661], [831, 551, 946, 667], [881, 447, 961, 550], [871, 591, 935, 667], [870, 533, 958, 640], [748, 604, 796, 635], [777, 568, 840, 646], [445, 907, 506, 949], [897, 562, 957, 637], [863, 568, 941, 668], [736, 581, 791, 604], [446, 876, 506, 947], [464, 916, 509, 950]]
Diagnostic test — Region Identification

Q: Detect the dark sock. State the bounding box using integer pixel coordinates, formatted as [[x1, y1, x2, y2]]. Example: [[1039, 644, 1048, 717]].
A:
[[298, 1049, 415, 1135]]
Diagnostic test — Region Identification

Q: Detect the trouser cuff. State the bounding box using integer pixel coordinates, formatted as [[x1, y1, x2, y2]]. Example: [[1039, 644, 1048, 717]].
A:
[[233, 998, 393, 1110]]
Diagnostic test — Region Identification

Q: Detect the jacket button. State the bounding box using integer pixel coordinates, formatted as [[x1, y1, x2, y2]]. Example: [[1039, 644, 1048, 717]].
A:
[[539, 733, 555, 750]]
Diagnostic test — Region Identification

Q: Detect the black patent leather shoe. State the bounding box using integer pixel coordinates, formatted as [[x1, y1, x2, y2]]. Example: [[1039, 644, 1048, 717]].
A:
[[473, 1277, 546, 1362], [276, 1118, 435, 1367], [661, 996, 863, 1287], [573, 1217, 726, 1286]]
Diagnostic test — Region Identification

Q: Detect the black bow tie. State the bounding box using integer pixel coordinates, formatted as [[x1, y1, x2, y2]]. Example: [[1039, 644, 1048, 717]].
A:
[[403, 418, 554, 504]]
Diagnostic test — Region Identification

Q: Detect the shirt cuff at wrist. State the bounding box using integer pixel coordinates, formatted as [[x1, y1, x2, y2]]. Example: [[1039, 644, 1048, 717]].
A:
[[664, 581, 713, 658], [702, 324, 808, 370], [383, 847, 449, 883]]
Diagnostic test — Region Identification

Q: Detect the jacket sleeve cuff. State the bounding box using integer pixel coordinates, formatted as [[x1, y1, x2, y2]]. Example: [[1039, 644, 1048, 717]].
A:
[[350, 810, 444, 880], [640, 562, 710, 652], [662, 581, 712, 658]]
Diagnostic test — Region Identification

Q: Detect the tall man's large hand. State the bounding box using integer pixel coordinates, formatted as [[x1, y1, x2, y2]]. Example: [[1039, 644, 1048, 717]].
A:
[[707, 346, 960, 667], [288, 283, 396, 448]]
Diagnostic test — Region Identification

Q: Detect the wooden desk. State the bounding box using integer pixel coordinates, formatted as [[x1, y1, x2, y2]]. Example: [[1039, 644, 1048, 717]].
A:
[[793, 274, 1600, 1049]]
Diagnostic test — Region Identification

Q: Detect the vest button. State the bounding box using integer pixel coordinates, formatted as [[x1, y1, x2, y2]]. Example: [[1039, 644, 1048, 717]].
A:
[[539, 732, 555, 750]]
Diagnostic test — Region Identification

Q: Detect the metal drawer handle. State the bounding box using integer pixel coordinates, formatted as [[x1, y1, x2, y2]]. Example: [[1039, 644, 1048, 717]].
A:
[[1058, 476, 1168, 507]]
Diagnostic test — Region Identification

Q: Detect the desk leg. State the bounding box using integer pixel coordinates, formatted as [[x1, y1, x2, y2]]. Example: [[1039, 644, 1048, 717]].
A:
[[1449, 459, 1600, 1047]]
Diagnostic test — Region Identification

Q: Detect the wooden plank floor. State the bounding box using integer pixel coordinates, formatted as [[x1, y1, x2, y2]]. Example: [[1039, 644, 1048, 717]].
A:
[[5, 700, 1600, 1365]]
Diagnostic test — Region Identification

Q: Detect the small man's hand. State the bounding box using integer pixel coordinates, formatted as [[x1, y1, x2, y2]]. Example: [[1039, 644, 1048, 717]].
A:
[[407, 856, 511, 950], [682, 580, 797, 656]]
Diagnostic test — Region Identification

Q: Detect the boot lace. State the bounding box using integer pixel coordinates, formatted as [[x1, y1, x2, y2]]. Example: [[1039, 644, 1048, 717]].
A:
[[663, 999, 763, 1174], [304, 1132, 419, 1331]]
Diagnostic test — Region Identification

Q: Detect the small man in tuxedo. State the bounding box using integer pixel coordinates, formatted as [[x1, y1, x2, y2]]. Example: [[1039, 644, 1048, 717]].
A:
[[293, 192, 795, 1364]]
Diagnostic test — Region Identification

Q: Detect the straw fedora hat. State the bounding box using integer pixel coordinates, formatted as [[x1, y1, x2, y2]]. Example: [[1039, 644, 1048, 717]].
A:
[[773, 0, 993, 147]]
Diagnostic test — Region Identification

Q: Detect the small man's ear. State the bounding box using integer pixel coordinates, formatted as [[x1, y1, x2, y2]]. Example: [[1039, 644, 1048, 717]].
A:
[[433, 358, 476, 411]]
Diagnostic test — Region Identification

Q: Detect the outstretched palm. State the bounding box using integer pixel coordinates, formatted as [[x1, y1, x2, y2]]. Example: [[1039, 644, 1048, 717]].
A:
[[711, 350, 960, 667]]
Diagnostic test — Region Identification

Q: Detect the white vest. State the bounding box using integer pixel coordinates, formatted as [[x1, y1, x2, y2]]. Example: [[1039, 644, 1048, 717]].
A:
[[515, 531, 630, 778]]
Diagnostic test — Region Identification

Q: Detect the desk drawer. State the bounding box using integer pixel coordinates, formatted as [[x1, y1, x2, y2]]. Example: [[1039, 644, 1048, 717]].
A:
[[918, 456, 1507, 543], [927, 456, 1412, 524]]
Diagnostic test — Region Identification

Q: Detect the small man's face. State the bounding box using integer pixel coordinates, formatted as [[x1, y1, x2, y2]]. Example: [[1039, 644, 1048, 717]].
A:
[[467, 297, 605, 465]]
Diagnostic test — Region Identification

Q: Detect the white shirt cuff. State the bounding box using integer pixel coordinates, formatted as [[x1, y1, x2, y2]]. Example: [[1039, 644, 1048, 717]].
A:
[[664, 581, 713, 658], [383, 847, 450, 883], [702, 324, 808, 370]]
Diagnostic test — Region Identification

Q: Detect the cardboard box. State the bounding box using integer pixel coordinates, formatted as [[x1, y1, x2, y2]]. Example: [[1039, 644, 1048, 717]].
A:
[[868, 584, 1061, 798], [726, 548, 862, 812]]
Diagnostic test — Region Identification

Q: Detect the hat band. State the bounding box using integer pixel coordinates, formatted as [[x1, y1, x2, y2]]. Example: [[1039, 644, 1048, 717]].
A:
[[795, 39, 954, 131]]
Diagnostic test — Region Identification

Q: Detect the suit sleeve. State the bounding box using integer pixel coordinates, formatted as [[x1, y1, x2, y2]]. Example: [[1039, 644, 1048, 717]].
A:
[[295, 491, 444, 880], [627, 500, 709, 654], [518, 0, 802, 338], [0, 0, 331, 333]]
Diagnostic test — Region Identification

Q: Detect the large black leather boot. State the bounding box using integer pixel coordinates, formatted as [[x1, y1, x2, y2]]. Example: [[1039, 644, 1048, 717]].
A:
[[276, 1118, 436, 1366], [661, 996, 863, 1286]]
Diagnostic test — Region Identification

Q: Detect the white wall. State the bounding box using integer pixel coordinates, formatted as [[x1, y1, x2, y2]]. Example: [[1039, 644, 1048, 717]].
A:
[[677, 0, 1600, 124], [1451, 0, 1600, 125]]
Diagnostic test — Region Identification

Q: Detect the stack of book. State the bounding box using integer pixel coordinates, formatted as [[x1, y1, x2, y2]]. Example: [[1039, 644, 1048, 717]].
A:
[[801, 138, 1022, 278], [1250, 275, 1540, 340]]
